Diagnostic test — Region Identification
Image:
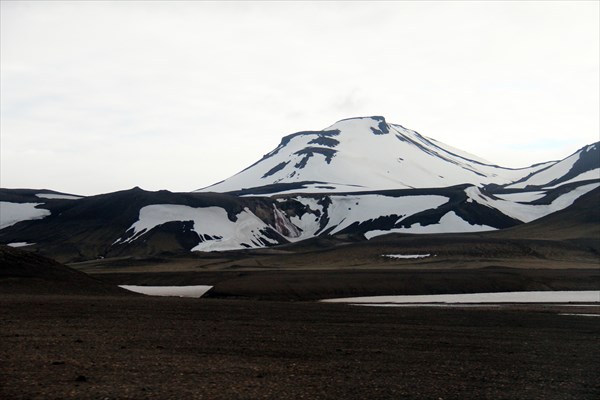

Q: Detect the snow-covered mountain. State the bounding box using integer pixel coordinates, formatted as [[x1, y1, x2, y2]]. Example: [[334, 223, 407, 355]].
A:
[[198, 116, 554, 194], [1, 116, 598, 261]]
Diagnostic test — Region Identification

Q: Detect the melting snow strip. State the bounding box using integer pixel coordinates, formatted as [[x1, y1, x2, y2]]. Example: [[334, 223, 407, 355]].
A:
[[119, 285, 213, 298], [322, 291, 600, 304], [559, 313, 600, 317], [383, 254, 432, 259], [7, 242, 35, 247]]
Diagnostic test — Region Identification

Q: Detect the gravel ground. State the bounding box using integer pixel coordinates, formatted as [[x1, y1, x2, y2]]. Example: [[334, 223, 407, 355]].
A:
[[1, 294, 599, 400]]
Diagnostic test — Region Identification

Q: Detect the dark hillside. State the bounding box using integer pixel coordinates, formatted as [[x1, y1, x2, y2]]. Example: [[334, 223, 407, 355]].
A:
[[0, 245, 130, 295]]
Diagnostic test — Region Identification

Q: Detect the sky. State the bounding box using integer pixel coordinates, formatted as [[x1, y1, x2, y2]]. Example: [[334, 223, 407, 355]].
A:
[[1, 1, 598, 196]]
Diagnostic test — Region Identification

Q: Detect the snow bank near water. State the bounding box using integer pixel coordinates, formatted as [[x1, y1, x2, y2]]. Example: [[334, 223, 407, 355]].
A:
[[119, 285, 213, 298], [322, 291, 600, 305]]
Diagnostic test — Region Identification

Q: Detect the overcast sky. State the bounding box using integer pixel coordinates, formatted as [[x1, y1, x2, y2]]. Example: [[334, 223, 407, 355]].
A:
[[1, 1, 598, 196]]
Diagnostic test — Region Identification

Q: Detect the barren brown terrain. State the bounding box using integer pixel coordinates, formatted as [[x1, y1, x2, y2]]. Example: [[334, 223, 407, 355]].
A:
[[2, 294, 599, 400]]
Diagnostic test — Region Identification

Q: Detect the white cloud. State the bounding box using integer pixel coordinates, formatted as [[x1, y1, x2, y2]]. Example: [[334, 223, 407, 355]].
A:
[[1, 1, 598, 195]]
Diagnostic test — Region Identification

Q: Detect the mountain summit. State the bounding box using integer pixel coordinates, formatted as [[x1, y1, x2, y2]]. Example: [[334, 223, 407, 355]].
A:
[[198, 116, 551, 194]]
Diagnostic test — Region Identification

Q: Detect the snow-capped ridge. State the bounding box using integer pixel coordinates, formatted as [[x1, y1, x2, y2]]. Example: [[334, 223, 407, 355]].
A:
[[198, 116, 559, 194], [506, 142, 599, 189]]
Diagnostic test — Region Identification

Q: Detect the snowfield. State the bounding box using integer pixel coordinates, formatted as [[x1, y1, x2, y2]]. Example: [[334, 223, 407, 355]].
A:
[[364, 211, 496, 239], [114, 204, 279, 252], [198, 116, 552, 194], [0, 202, 51, 229], [322, 291, 600, 305], [507, 144, 598, 189], [544, 168, 599, 189], [36, 193, 83, 200], [277, 194, 451, 240], [466, 183, 599, 223], [493, 191, 547, 203]]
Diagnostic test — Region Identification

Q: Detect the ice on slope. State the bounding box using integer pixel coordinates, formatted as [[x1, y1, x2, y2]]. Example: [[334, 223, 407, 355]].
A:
[[0, 202, 51, 229], [115, 204, 278, 252]]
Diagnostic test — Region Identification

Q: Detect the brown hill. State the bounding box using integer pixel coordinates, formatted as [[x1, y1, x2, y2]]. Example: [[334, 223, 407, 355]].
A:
[[0, 245, 131, 295]]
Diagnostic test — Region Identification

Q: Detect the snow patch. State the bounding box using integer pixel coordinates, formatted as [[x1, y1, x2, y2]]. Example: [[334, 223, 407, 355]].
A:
[[115, 204, 279, 252], [365, 211, 495, 238], [506, 151, 581, 189], [119, 285, 212, 298], [287, 197, 325, 240], [0, 202, 51, 229], [322, 291, 600, 305], [559, 313, 600, 318], [469, 183, 599, 223], [494, 191, 546, 203], [544, 168, 600, 189], [6, 242, 35, 248], [36, 193, 83, 200], [383, 254, 432, 259]]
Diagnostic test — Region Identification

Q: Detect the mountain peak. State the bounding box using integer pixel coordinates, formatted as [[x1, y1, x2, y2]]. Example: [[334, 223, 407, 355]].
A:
[[197, 116, 569, 195], [327, 115, 390, 136]]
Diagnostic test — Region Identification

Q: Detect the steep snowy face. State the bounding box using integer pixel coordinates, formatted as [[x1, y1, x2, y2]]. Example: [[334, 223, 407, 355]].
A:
[[198, 116, 548, 194]]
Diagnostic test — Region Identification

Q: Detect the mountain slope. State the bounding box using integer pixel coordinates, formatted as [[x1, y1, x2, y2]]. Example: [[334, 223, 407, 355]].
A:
[[0, 188, 292, 262], [1, 182, 597, 262]]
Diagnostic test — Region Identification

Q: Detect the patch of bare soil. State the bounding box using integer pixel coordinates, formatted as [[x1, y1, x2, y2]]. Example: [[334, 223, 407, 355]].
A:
[[1, 295, 598, 400]]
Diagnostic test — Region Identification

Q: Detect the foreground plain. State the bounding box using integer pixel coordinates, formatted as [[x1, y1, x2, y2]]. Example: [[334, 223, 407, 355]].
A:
[[1, 294, 599, 400]]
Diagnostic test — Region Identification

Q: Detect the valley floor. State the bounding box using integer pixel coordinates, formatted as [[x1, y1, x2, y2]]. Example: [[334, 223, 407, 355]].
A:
[[94, 267, 600, 301], [1, 294, 599, 400]]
